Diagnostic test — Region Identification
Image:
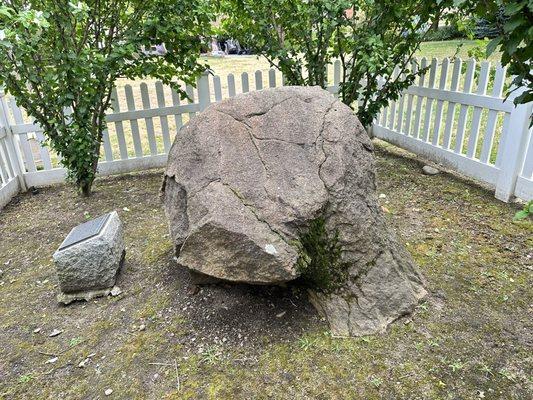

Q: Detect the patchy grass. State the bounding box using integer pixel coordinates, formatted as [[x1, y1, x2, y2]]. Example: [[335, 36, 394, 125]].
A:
[[0, 142, 531, 399]]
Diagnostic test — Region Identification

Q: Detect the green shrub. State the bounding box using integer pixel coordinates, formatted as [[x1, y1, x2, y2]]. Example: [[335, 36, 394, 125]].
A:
[[424, 25, 466, 41]]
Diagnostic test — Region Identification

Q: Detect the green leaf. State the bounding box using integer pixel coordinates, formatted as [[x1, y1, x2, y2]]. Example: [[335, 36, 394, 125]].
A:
[[504, 1, 526, 15], [513, 210, 529, 221], [486, 37, 501, 56]]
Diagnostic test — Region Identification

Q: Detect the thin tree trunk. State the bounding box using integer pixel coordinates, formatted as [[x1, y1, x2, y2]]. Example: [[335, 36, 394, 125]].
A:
[[80, 140, 101, 197], [430, 11, 441, 31]]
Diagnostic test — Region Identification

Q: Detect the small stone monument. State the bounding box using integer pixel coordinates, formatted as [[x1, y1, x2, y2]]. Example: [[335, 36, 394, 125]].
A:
[[53, 211, 125, 304]]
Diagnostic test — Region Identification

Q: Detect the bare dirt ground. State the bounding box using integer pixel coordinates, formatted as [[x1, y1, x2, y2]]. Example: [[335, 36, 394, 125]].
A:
[[0, 142, 531, 399]]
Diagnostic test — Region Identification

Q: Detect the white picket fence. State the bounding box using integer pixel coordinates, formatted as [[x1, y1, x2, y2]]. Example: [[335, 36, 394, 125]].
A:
[[0, 57, 532, 210], [374, 57, 533, 202]]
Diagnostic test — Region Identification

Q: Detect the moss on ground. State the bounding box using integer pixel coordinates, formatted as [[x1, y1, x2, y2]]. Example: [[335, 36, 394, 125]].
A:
[[0, 142, 531, 399]]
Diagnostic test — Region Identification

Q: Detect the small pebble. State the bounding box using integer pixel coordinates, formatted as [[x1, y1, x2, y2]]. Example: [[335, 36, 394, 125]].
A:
[[379, 193, 387, 199], [110, 286, 122, 297], [33, 328, 41, 334], [49, 329, 63, 337], [105, 388, 113, 396], [45, 357, 58, 364], [422, 165, 440, 175]]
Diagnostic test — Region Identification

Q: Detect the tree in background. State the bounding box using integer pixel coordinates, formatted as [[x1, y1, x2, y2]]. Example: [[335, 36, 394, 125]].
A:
[[461, 0, 532, 107], [219, 0, 453, 127], [0, 1, 212, 195]]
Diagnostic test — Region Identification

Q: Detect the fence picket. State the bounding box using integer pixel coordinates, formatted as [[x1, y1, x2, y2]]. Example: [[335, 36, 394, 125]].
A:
[[442, 58, 462, 149], [140, 83, 158, 156], [495, 113, 510, 168], [227, 74, 236, 97], [155, 81, 172, 152], [387, 67, 400, 130], [454, 58, 476, 154], [333, 60, 341, 91], [466, 61, 490, 158], [255, 70, 263, 90], [110, 88, 129, 160], [412, 57, 428, 138], [396, 71, 407, 133], [0, 94, 26, 191], [35, 130, 52, 169], [380, 105, 388, 127], [9, 99, 35, 173], [479, 64, 506, 163], [185, 84, 196, 121], [101, 129, 114, 162], [2, 140, 18, 179], [520, 132, 533, 178], [170, 87, 183, 133], [241, 72, 250, 93], [431, 58, 449, 145], [403, 61, 417, 135], [421, 58, 438, 141], [197, 73, 211, 112], [124, 85, 143, 157], [0, 142, 10, 183], [269, 69, 276, 88], [213, 76, 223, 101]]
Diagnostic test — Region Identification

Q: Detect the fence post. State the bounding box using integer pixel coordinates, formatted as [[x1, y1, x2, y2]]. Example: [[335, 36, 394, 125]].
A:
[[0, 91, 27, 191], [494, 88, 532, 202]]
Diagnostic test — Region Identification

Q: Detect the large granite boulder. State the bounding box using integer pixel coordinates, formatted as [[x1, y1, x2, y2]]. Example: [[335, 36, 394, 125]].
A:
[[161, 86, 427, 336]]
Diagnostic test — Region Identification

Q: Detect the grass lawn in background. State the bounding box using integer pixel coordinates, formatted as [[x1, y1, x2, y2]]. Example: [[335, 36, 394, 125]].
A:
[[201, 39, 499, 78]]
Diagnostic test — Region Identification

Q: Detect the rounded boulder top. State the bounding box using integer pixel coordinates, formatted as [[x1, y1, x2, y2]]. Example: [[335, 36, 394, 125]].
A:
[[162, 86, 373, 283]]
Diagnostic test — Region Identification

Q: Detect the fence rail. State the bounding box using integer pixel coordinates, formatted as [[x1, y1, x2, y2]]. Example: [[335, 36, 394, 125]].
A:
[[0, 57, 531, 210]]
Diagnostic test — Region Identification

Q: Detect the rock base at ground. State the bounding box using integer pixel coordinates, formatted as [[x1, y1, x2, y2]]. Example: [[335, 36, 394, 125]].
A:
[[57, 285, 122, 305]]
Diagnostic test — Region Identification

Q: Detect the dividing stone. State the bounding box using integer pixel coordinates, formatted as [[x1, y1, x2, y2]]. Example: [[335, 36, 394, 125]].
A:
[[161, 86, 427, 336], [53, 211, 125, 304]]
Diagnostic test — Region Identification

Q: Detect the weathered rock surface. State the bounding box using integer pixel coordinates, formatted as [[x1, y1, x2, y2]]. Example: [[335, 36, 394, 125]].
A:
[[53, 211, 125, 302], [161, 86, 427, 335]]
